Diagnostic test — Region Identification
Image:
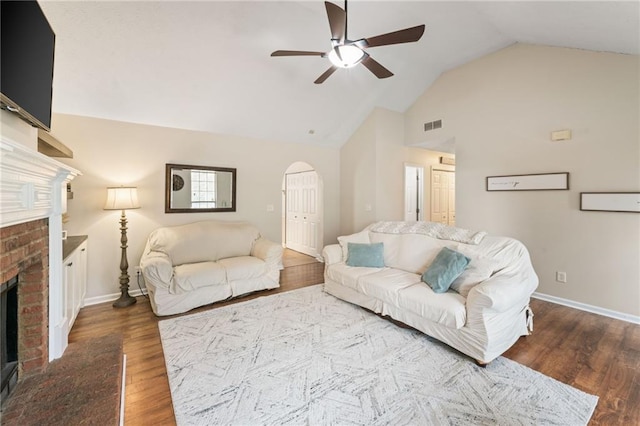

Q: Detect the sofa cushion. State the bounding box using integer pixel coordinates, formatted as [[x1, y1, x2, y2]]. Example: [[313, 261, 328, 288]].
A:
[[219, 256, 267, 281], [357, 269, 422, 306], [397, 233, 449, 274], [397, 284, 467, 329], [370, 231, 450, 274], [421, 247, 471, 293], [326, 263, 383, 290], [173, 261, 227, 293], [337, 230, 371, 261], [369, 232, 403, 270], [346, 242, 385, 268], [148, 221, 260, 266]]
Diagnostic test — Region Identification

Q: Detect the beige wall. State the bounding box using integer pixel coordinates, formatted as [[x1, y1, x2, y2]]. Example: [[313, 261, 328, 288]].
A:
[[340, 107, 453, 235], [405, 44, 640, 317], [340, 111, 377, 234], [374, 108, 406, 221], [50, 113, 340, 300]]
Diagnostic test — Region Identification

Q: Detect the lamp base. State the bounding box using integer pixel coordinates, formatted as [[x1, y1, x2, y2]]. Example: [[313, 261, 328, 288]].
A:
[[112, 209, 137, 309], [113, 292, 137, 308]]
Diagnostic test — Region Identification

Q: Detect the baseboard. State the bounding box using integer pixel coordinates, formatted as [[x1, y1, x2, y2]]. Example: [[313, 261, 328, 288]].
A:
[[532, 292, 640, 325], [84, 288, 148, 307]]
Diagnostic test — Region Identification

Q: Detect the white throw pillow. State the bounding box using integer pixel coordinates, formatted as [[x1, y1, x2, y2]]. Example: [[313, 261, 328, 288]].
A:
[[369, 232, 403, 270], [449, 244, 496, 297], [395, 233, 446, 274]]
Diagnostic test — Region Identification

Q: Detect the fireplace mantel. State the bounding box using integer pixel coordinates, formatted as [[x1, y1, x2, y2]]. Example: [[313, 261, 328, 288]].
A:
[[1, 137, 80, 228], [1, 136, 81, 362]]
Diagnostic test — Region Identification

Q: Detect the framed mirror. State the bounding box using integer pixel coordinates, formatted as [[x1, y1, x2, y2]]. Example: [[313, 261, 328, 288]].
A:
[[165, 163, 236, 213]]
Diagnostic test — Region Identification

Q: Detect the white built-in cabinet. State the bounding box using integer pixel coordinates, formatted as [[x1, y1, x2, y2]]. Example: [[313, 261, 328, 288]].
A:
[[63, 237, 87, 331]]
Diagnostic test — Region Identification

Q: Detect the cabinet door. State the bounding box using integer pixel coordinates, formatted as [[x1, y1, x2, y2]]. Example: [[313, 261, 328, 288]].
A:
[[64, 240, 88, 331], [76, 242, 88, 308], [72, 259, 81, 324], [64, 256, 76, 329]]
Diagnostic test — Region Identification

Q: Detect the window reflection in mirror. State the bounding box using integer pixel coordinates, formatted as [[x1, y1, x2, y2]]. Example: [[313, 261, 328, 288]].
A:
[[165, 163, 236, 213]]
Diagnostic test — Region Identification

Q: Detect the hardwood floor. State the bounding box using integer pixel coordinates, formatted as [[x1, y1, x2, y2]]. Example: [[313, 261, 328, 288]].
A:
[[70, 250, 639, 425]]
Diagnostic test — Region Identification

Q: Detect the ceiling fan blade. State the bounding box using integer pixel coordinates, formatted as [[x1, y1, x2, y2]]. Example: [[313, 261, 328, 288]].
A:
[[361, 56, 394, 79], [325, 1, 346, 42], [314, 66, 338, 84], [362, 25, 426, 48], [271, 50, 326, 57]]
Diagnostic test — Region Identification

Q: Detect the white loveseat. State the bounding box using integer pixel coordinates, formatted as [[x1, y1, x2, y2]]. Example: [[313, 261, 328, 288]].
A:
[[323, 221, 538, 364], [140, 220, 283, 316]]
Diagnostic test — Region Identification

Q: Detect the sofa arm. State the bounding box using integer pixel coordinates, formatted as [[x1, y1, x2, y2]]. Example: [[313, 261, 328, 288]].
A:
[[140, 250, 174, 290], [323, 244, 342, 266], [467, 269, 538, 313], [252, 238, 284, 270]]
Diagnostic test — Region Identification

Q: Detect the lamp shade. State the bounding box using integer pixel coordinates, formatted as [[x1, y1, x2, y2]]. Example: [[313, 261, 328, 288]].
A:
[[328, 45, 365, 68], [104, 187, 140, 210]]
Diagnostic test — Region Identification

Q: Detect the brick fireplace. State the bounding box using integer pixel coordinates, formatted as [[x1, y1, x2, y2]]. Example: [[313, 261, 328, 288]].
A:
[[0, 218, 50, 383]]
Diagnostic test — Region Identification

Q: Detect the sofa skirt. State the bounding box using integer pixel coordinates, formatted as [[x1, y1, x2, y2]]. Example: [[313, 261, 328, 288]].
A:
[[323, 279, 529, 363]]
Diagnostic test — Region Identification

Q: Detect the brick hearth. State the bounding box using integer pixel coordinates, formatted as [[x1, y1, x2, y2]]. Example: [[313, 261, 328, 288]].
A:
[[0, 219, 49, 376]]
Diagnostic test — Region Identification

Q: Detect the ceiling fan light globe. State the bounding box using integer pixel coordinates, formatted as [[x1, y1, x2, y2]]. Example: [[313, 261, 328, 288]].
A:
[[328, 45, 365, 68]]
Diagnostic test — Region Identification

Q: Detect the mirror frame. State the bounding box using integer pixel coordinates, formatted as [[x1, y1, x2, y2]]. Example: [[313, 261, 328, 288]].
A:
[[165, 163, 237, 213]]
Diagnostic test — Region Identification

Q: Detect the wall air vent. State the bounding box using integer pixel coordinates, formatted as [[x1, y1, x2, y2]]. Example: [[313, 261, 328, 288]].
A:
[[424, 119, 442, 132]]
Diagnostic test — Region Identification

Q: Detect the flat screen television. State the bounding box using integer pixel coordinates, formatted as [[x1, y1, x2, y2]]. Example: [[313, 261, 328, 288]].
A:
[[1, 0, 55, 131]]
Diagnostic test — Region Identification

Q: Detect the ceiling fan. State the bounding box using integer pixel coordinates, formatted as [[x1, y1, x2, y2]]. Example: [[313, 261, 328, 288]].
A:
[[271, 0, 426, 84]]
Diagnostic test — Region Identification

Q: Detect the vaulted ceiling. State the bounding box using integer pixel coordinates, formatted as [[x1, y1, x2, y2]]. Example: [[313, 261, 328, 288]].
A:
[[40, 1, 639, 148]]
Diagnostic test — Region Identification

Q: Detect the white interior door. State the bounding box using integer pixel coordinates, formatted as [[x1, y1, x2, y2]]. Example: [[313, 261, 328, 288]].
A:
[[447, 172, 456, 226], [285, 171, 320, 257], [431, 169, 455, 226], [404, 165, 424, 221]]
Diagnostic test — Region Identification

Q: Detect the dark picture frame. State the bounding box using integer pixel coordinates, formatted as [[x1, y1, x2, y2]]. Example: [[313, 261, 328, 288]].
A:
[[165, 163, 237, 213]]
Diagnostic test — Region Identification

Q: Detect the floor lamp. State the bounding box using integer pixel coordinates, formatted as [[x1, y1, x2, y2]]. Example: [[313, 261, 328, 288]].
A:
[[104, 186, 140, 308]]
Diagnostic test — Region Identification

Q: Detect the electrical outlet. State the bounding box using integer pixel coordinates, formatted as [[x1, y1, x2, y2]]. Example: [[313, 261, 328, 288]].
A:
[[556, 271, 567, 283]]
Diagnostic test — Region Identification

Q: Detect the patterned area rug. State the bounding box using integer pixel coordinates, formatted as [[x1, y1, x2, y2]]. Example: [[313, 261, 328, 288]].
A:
[[159, 285, 598, 425]]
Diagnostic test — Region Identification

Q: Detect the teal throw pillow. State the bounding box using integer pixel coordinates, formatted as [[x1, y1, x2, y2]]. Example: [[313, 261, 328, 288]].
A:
[[421, 247, 470, 293], [346, 242, 385, 268]]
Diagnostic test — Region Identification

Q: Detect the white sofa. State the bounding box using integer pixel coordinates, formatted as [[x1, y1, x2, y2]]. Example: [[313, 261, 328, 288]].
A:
[[322, 221, 538, 364], [140, 220, 283, 316]]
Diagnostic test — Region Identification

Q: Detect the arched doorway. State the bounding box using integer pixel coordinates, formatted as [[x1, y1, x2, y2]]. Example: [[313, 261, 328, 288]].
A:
[[282, 162, 324, 259]]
